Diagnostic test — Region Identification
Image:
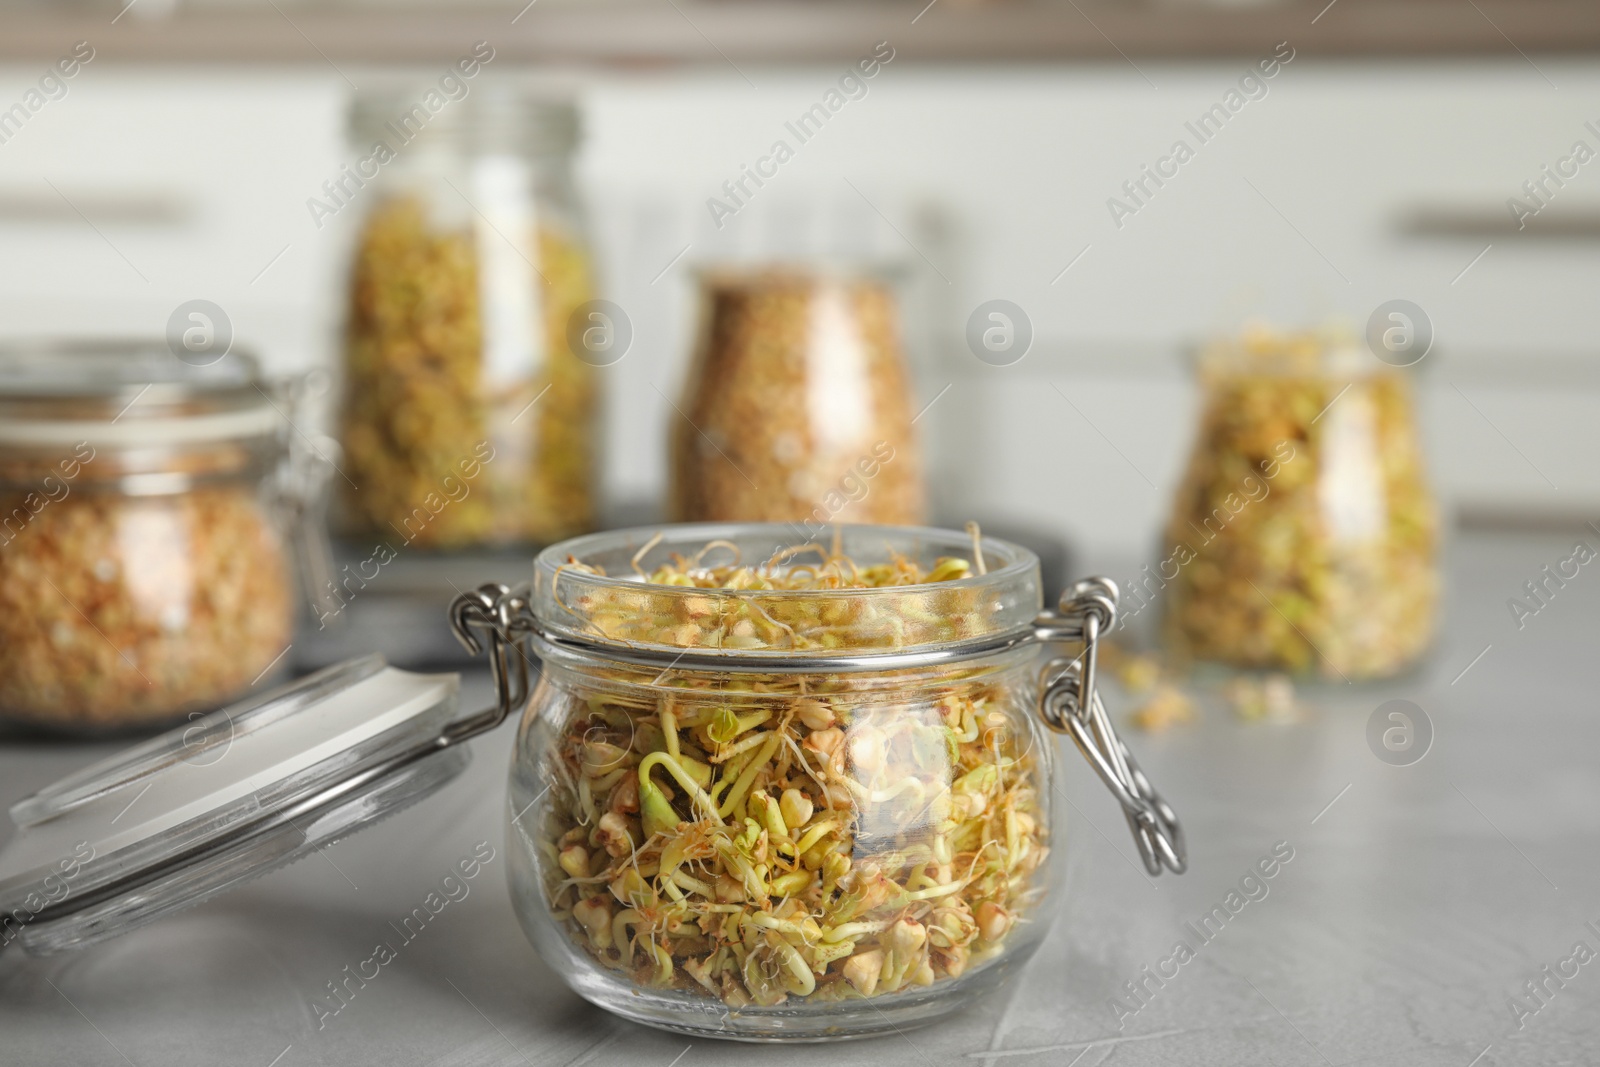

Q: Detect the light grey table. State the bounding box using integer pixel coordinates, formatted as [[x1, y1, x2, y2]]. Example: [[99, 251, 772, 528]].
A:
[[2, 531, 1596, 1067]]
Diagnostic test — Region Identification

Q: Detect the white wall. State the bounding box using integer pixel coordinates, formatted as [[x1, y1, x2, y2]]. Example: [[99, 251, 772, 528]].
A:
[[0, 57, 1596, 565]]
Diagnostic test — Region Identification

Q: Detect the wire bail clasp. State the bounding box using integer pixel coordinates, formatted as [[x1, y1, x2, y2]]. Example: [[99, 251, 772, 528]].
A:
[[1036, 579, 1187, 876], [445, 583, 539, 746]]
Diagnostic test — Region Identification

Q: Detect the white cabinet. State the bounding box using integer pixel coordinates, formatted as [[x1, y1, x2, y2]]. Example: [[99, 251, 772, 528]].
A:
[[0, 69, 345, 371]]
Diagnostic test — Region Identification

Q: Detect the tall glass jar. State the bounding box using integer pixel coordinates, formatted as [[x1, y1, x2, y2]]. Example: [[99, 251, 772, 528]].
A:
[[338, 87, 598, 549], [495, 523, 1184, 1040], [669, 270, 925, 531], [0, 343, 310, 733], [1162, 327, 1440, 680]]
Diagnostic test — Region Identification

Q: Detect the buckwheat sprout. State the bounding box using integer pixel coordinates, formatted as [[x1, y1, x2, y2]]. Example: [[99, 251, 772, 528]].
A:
[[638, 752, 720, 835], [762, 542, 828, 571], [630, 530, 665, 577], [685, 539, 741, 570], [966, 521, 987, 576]]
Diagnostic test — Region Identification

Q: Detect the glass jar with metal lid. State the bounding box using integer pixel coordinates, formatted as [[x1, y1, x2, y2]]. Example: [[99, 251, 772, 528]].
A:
[[0, 522, 1183, 1043], [0, 342, 330, 732], [337, 85, 599, 550]]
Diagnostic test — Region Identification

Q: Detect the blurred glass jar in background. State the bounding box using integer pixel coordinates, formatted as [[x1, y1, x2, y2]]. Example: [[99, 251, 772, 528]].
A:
[[1162, 326, 1439, 680], [670, 270, 925, 530], [338, 87, 597, 550], [0, 344, 322, 733]]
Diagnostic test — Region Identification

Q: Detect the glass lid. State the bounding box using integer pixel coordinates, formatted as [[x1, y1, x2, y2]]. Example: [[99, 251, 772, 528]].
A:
[[0, 340, 279, 449], [0, 656, 466, 956]]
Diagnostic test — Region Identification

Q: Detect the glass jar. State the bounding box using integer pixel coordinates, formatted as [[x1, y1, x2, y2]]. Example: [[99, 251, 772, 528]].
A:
[[497, 523, 1183, 1039], [669, 270, 925, 530], [338, 87, 598, 549], [1162, 326, 1440, 680], [0, 343, 317, 732]]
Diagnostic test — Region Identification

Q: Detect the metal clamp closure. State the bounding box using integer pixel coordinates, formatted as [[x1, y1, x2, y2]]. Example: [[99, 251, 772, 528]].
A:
[[1037, 580, 1187, 877], [444, 583, 539, 746]]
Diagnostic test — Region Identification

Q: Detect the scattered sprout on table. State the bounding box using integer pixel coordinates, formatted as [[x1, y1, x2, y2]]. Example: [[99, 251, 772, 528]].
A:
[[1127, 684, 1198, 734], [1225, 673, 1301, 723]]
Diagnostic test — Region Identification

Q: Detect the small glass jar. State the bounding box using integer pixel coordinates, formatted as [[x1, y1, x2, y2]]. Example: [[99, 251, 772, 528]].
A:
[[1162, 326, 1440, 680], [0, 343, 313, 732], [499, 524, 1182, 1039], [338, 87, 598, 549], [669, 270, 925, 529]]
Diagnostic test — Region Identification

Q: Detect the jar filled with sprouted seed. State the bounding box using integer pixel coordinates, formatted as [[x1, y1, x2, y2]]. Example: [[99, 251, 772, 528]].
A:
[[338, 85, 599, 549], [669, 269, 925, 529], [0, 342, 331, 733], [1162, 325, 1439, 680], [493, 522, 1185, 1040]]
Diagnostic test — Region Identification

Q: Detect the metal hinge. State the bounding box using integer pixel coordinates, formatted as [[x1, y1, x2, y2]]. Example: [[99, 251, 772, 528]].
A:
[[1036, 579, 1187, 876]]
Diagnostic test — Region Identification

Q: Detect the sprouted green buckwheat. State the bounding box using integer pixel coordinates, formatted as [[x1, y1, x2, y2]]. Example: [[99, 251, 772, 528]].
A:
[[533, 531, 1048, 1006]]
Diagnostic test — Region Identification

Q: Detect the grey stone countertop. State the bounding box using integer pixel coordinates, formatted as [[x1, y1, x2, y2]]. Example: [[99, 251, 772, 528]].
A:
[[1, 530, 1596, 1066]]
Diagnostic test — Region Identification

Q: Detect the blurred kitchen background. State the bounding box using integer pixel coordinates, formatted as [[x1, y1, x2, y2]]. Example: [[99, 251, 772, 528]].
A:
[[1, 0, 1596, 565]]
